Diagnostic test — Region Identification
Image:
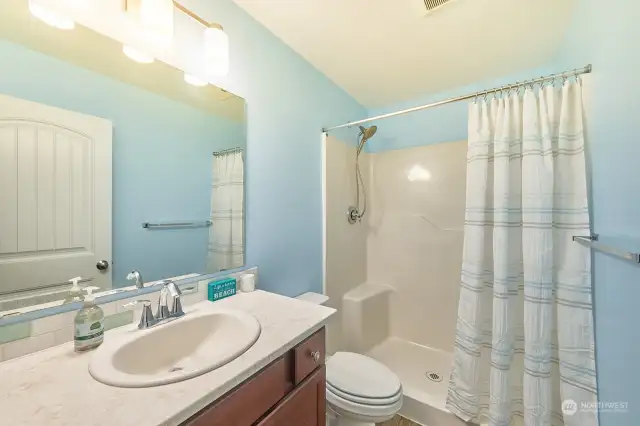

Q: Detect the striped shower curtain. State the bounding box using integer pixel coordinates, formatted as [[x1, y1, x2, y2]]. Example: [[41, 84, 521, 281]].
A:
[[206, 151, 244, 273], [446, 80, 598, 426]]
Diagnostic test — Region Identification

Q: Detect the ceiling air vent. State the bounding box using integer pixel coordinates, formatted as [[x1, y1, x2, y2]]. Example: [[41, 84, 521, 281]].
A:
[[422, 0, 454, 13]]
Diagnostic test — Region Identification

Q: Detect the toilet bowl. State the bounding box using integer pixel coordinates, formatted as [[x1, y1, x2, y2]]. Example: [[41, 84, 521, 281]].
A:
[[295, 293, 404, 426], [326, 352, 403, 426]]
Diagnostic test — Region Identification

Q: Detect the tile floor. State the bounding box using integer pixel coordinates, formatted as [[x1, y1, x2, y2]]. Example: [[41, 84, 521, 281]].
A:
[[378, 415, 421, 426]]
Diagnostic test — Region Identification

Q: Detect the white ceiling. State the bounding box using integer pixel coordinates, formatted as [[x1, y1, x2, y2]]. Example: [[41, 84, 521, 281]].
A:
[[232, 0, 577, 107]]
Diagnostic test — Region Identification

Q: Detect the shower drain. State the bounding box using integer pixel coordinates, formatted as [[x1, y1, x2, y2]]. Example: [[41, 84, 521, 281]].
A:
[[425, 371, 442, 382]]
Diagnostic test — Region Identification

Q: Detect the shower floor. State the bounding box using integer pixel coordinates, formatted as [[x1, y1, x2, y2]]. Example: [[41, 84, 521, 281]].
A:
[[366, 338, 466, 426]]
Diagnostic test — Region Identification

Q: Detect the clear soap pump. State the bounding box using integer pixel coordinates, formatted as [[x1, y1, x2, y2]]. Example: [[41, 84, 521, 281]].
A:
[[63, 276, 84, 304], [74, 286, 104, 352]]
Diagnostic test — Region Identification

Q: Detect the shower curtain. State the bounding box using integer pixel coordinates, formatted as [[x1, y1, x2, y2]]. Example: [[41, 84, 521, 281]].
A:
[[206, 151, 244, 273], [446, 81, 598, 426]]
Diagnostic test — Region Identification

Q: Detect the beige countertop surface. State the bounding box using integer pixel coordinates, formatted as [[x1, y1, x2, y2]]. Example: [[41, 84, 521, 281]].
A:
[[0, 290, 335, 426]]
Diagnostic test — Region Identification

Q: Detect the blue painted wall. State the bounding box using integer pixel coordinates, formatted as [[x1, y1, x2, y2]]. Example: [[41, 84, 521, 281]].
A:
[[365, 1, 640, 423], [365, 64, 560, 153], [0, 39, 245, 287], [190, 0, 365, 296], [556, 1, 640, 425]]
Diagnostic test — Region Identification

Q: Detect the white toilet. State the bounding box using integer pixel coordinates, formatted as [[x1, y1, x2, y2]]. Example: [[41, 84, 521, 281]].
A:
[[326, 351, 403, 426], [296, 293, 403, 426]]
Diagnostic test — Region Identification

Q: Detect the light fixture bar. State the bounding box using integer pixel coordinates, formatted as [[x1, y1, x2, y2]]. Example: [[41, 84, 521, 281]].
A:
[[124, 0, 221, 29], [172, 1, 221, 29]]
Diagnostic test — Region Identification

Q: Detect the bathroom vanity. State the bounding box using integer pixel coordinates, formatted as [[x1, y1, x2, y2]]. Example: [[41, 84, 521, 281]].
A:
[[0, 291, 334, 426], [185, 328, 326, 426]]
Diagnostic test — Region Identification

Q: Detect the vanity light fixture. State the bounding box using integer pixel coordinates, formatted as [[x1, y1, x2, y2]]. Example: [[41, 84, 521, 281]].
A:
[[123, 1, 229, 76], [29, 0, 75, 30], [204, 24, 229, 77], [184, 73, 208, 87], [122, 45, 155, 64], [172, 1, 229, 77], [124, 0, 175, 44]]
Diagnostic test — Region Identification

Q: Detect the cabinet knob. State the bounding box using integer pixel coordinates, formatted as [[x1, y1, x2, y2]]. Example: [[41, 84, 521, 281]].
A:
[[310, 351, 320, 363]]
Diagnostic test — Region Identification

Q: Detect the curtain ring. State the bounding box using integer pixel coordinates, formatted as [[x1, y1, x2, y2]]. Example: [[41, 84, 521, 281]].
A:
[[528, 79, 535, 91]]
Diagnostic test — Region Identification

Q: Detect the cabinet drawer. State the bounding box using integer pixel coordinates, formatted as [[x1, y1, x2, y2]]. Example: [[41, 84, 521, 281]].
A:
[[256, 366, 326, 426], [187, 353, 294, 426], [294, 328, 325, 384]]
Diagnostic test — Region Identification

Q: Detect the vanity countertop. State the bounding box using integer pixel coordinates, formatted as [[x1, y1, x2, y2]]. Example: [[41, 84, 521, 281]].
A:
[[0, 290, 335, 426]]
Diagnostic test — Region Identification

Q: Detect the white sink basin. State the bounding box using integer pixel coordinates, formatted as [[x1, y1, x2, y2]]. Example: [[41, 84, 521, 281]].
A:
[[89, 308, 261, 388]]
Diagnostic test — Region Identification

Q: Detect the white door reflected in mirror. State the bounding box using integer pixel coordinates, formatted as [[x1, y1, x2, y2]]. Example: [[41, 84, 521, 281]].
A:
[[0, 94, 112, 302]]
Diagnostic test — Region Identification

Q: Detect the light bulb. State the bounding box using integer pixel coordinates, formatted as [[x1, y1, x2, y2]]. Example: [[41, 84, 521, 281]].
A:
[[29, 0, 75, 30], [184, 74, 208, 87], [204, 25, 229, 77], [138, 0, 174, 45], [122, 45, 154, 64]]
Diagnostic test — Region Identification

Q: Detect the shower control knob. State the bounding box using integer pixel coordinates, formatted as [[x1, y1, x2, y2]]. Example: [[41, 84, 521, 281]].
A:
[[347, 206, 359, 225], [310, 351, 320, 363]]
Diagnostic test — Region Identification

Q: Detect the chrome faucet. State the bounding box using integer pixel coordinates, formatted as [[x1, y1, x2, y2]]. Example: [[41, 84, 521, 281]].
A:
[[156, 280, 184, 320], [124, 299, 155, 329], [126, 270, 144, 289], [125, 280, 184, 330]]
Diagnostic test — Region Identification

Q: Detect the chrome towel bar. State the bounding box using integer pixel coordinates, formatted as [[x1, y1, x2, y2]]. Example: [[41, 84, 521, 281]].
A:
[[142, 220, 212, 229], [573, 234, 640, 263]]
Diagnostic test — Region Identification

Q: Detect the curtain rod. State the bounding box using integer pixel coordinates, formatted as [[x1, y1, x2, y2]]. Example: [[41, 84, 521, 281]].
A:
[[322, 64, 592, 133]]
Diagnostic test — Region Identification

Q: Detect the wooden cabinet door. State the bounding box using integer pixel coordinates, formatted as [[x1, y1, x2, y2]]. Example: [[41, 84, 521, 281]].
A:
[[256, 366, 326, 426], [293, 328, 325, 385], [186, 354, 295, 426]]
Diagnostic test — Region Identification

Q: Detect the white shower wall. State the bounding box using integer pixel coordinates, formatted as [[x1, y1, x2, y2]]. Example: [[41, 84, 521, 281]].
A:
[[324, 135, 369, 354], [324, 136, 467, 354], [367, 141, 467, 352]]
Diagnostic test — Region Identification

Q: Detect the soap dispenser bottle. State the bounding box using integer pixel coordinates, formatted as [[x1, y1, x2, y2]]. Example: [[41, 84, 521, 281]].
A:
[[63, 276, 85, 304], [74, 286, 104, 352]]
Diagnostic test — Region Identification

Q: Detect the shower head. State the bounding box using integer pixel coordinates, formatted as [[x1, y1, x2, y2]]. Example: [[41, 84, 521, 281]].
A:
[[357, 125, 377, 155], [359, 125, 377, 141]]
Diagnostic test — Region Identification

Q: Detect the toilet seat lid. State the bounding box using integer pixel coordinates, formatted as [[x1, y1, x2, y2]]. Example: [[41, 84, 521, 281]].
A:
[[326, 352, 402, 400]]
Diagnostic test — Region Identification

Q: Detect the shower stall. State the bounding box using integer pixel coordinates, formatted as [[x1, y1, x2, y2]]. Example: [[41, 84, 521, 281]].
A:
[[323, 132, 468, 426], [322, 64, 597, 426]]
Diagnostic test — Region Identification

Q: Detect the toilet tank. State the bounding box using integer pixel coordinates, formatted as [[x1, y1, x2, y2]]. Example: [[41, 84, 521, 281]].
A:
[[295, 292, 330, 305]]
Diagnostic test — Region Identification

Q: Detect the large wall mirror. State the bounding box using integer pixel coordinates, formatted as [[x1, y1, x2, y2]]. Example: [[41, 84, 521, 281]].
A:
[[0, 1, 246, 317]]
